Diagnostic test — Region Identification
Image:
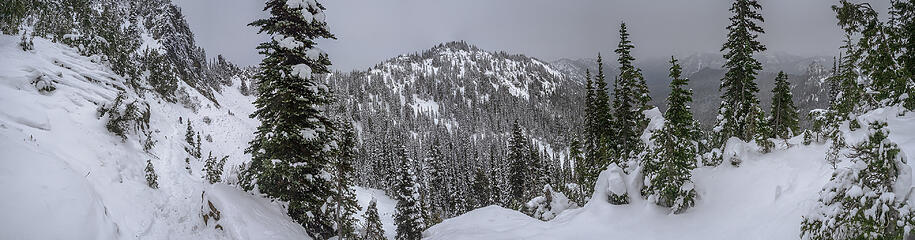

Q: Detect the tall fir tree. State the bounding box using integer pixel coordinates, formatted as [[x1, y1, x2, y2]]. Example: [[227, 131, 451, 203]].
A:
[[362, 198, 386, 240], [528, 144, 547, 198], [641, 57, 700, 213], [393, 144, 425, 240], [890, 0, 915, 110], [581, 67, 603, 201], [508, 120, 529, 203], [570, 139, 589, 203], [801, 122, 914, 239], [471, 168, 493, 208], [713, 0, 768, 157], [768, 71, 799, 140], [241, 0, 338, 238], [593, 54, 613, 165], [612, 22, 650, 168], [331, 121, 359, 239], [424, 137, 447, 223]]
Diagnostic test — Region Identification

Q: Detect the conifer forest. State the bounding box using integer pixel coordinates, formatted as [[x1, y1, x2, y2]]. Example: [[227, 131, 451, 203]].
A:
[[2, 0, 915, 239]]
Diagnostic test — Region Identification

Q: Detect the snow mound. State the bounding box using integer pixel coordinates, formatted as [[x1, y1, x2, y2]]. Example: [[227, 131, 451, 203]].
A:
[[525, 184, 578, 221]]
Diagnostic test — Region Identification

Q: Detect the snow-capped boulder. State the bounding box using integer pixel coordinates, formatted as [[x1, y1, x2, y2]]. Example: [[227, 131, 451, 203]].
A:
[[606, 163, 631, 205], [525, 184, 578, 221]]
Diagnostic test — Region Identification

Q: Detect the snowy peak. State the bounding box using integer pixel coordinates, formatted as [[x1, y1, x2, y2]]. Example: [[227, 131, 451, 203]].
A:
[[361, 41, 574, 101]]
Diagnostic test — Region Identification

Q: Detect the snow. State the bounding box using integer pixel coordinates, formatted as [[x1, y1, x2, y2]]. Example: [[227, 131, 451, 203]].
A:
[[525, 184, 579, 221], [0, 35, 399, 240], [605, 163, 628, 196], [205, 184, 312, 240], [426, 144, 833, 239], [353, 186, 398, 239], [291, 64, 313, 80], [409, 94, 440, 117], [426, 106, 915, 239], [0, 136, 119, 240], [273, 35, 303, 50]]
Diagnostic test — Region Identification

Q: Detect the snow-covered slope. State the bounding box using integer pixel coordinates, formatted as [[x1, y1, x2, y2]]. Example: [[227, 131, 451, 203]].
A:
[[425, 107, 915, 240], [0, 35, 396, 240]]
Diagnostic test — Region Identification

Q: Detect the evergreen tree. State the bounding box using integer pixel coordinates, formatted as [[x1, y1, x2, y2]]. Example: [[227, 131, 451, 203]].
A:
[[145, 159, 158, 189], [331, 122, 359, 239], [580, 68, 602, 201], [890, 0, 915, 110], [529, 145, 547, 195], [203, 152, 227, 184], [769, 71, 800, 140], [612, 22, 650, 168], [362, 198, 386, 240], [471, 168, 493, 207], [393, 144, 425, 240], [713, 0, 768, 156], [241, 0, 337, 238], [425, 137, 447, 221], [571, 139, 589, 203], [641, 57, 700, 213], [508, 120, 529, 203], [801, 122, 914, 239], [184, 121, 200, 158]]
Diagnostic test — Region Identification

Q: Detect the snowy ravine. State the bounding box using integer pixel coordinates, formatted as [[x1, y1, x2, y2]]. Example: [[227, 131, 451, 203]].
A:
[[0, 35, 397, 239], [425, 107, 915, 240]]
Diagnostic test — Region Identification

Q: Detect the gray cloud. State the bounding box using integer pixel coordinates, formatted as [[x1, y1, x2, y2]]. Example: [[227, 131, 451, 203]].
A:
[[174, 0, 890, 71]]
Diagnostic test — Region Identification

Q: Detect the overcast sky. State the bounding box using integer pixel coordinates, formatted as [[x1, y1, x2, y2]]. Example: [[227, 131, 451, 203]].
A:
[[173, 0, 889, 72]]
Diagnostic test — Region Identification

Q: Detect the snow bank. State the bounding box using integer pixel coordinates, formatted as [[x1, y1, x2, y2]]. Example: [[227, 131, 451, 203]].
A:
[[204, 184, 311, 240], [0, 137, 119, 240]]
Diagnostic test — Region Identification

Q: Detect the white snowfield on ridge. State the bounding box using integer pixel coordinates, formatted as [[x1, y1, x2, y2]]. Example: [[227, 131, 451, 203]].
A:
[[0, 35, 397, 240]]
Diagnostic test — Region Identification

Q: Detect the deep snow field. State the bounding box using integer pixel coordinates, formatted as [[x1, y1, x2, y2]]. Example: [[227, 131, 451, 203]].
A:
[[0, 35, 397, 240]]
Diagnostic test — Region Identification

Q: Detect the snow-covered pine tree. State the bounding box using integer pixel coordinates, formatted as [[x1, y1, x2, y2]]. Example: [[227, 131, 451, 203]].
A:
[[145, 159, 158, 189], [801, 121, 914, 239], [489, 145, 508, 207], [393, 144, 425, 240], [425, 137, 447, 221], [508, 120, 529, 204], [641, 57, 700, 213], [528, 144, 548, 198], [184, 121, 200, 158], [241, 0, 337, 238], [769, 71, 800, 140], [331, 122, 359, 239], [712, 0, 768, 162], [471, 168, 493, 207], [362, 198, 386, 240], [580, 68, 603, 202], [203, 152, 227, 184], [612, 22, 649, 169], [571, 138, 589, 203], [831, 1, 882, 120], [890, 0, 915, 110]]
